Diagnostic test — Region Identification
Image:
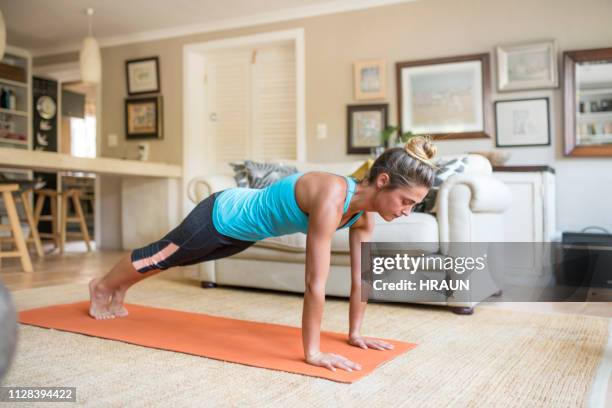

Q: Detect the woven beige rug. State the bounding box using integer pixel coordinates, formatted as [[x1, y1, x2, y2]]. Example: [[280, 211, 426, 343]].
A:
[[4, 276, 612, 408]]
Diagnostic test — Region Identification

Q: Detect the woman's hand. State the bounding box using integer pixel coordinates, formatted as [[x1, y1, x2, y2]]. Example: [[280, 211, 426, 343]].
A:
[[348, 335, 395, 351], [305, 351, 362, 372]]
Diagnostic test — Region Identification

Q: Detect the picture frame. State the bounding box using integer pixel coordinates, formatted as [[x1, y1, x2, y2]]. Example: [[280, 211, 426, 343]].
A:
[[125, 95, 163, 140], [494, 97, 550, 147], [347, 104, 388, 154], [354, 59, 386, 100], [563, 47, 612, 157], [496, 40, 558, 91], [125, 56, 161, 95], [396, 53, 491, 140]]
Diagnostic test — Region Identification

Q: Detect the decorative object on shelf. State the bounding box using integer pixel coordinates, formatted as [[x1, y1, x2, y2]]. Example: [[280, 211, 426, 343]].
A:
[[353, 59, 386, 100], [1, 88, 8, 109], [396, 53, 491, 140], [79, 8, 101, 84], [347, 104, 388, 154], [35, 96, 56, 120], [0, 10, 5, 61], [468, 150, 511, 166], [137, 142, 150, 161], [495, 98, 550, 147], [369, 146, 385, 158], [0, 61, 26, 83], [126, 56, 160, 95], [125, 95, 163, 140], [32, 77, 58, 152], [0, 87, 16, 110], [564, 47, 612, 157], [496, 40, 558, 91], [8, 89, 15, 110]]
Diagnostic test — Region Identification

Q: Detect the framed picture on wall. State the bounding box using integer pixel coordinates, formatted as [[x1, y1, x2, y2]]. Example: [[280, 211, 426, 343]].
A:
[[125, 56, 161, 95], [354, 59, 386, 100], [347, 104, 388, 154], [495, 97, 550, 147], [396, 53, 491, 140], [496, 40, 558, 91], [125, 95, 163, 140]]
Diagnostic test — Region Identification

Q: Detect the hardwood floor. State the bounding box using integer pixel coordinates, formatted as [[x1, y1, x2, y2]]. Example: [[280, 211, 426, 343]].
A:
[[1, 243, 611, 406], [0, 242, 125, 290]]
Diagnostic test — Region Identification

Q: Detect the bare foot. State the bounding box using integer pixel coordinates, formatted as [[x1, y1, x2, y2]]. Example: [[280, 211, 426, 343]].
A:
[[109, 286, 129, 318], [88, 277, 115, 320]]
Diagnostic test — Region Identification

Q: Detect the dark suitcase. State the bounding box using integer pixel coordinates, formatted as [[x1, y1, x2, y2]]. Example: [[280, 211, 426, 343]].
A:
[[559, 230, 612, 288]]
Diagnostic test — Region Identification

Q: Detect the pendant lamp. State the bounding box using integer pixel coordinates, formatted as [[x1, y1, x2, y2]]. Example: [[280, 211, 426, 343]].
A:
[[79, 8, 101, 84]]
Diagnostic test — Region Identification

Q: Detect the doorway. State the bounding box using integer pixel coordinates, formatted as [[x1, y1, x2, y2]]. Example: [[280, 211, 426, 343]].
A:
[[182, 29, 305, 216], [61, 81, 97, 158]]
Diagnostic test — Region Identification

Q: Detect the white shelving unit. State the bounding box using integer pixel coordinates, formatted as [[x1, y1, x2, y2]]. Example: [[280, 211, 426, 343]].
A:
[[0, 46, 34, 239], [0, 45, 32, 150]]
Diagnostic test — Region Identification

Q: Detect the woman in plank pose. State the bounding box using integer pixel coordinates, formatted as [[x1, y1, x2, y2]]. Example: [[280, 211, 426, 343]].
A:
[[89, 136, 437, 372]]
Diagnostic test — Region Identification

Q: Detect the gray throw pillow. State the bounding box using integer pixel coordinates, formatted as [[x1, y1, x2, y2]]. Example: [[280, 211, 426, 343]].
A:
[[229, 160, 298, 189], [229, 162, 249, 187], [413, 156, 469, 213]]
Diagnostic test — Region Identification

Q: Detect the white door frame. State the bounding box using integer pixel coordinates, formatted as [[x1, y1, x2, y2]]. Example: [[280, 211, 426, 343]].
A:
[[182, 28, 305, 216]]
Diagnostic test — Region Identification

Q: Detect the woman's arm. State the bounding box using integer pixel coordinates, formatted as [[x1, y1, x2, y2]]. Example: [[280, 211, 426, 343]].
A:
[[347, 213, 395, 351], [347, 213, 373, 337], [302, 193, 361, 372]]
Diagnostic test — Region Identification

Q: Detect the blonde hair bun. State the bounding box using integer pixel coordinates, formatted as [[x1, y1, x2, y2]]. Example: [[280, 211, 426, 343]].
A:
[[404, 135, 437, 165]]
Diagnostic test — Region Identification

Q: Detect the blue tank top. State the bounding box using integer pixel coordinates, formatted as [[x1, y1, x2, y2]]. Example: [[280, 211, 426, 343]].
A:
[[212, 172, 364, 242]]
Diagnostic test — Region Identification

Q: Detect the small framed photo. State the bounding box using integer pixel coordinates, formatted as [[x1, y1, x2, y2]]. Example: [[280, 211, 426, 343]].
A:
[[125, 56, 161, 95], [125, 95, 163, 140], [354, 59, 386, 100], [396, 53, 491, 139], [347, 104, 388, 154], [496, 40, 558, 91], [495, 98, 550, 147]]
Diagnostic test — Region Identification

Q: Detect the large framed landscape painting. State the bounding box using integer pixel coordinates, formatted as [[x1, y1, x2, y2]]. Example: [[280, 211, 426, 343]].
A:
[[396, 53, 492, 140]]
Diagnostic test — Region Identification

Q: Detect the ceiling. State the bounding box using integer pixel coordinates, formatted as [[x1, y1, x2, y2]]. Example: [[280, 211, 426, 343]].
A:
[[0, 0, 413, 56]]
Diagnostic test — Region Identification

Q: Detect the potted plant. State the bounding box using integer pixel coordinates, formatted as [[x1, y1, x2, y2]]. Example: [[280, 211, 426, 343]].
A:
[[380, 126, 416, 148]]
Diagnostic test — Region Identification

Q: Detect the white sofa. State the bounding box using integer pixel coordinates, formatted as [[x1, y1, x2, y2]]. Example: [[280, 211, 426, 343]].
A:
[[187, 154, 512, 314]]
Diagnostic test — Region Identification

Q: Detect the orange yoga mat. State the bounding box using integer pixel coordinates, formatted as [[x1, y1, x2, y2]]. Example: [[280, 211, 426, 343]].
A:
[[18, 301, 417, 383]]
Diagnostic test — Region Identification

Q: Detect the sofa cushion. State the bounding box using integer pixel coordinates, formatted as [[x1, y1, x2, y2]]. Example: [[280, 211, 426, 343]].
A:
[[254, 212, 439, 254], [331, 212, 439, 253], [254, 233, 306, 252]]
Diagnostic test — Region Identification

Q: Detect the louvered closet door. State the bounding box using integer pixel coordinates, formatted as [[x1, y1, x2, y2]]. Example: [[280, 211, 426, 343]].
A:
[[205, 43, 296, 173], [205, 50, 251, 172], [250, 43, 296, 161]]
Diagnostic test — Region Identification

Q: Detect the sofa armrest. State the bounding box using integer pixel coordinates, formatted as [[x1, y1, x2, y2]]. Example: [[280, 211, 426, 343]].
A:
[[436, 174, 512, 244], [187, 175, 237, 204], [436, 174, 511, 214]]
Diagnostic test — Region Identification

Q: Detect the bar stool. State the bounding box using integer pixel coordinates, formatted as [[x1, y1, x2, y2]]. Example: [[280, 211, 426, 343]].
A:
[[60, 189, 92, 252], [0, 184, 34, 273], [12, 184, 45, 258], [34, 188, 92, 253], [33, 189, 61, 250]]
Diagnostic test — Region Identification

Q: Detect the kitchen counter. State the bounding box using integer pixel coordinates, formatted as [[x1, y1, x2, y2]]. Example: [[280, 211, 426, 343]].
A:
[[0, 147, 182, 251]]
